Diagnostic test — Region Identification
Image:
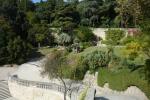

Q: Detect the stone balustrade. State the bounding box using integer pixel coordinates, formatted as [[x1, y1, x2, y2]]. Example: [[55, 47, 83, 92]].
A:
[[8, 75, 85, 100], [9, 75, 66, 94]]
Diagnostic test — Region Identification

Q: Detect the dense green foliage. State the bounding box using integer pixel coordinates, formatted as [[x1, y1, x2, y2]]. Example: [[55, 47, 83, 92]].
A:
[[28, 24, 54, 47], [43, 49, 87, 80], [75, 26, 96, 42], [105, 29, 125, 45], [0, 0, 33, 64], [0, 0, 149, 64], [83, 50, 109, 72], [56, 33, 71, 46]]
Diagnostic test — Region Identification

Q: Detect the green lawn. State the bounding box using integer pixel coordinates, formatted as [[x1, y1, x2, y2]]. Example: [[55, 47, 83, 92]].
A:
[[98, 68, 150, 99]]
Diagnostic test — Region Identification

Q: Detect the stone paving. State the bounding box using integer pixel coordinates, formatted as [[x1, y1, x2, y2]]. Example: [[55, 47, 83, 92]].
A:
[[0, 65, 18, 81]]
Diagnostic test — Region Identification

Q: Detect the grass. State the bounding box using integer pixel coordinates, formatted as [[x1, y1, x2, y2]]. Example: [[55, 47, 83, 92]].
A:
[[98, 68, 150, 99]]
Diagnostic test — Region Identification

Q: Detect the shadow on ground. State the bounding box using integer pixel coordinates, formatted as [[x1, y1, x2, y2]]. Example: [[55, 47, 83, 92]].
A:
[[95, 97, 109, 100], [28, 48, 44, 60]]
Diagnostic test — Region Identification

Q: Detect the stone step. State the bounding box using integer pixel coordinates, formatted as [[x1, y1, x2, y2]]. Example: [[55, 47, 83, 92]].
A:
[[0, 81, 12, 100]]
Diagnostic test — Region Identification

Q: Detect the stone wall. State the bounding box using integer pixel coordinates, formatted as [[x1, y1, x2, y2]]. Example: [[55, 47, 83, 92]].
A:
[[92, 28, 138, 40]]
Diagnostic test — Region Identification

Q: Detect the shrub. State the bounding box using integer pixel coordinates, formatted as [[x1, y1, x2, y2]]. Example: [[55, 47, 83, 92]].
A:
[[124, 41, 141, 60], [105, 29, 125, 45], [80, 42, 93, 50], [56, 33, 71, 46], [144, 59, 150, 83], [108, 55, 121, 69], [121, 36, 137, 45], [81, 18, 90, 26], [64, 55, 88, 80], [66, 45, 72, 52], [75, 26, 96, 42], [83, 50, 109, 73]]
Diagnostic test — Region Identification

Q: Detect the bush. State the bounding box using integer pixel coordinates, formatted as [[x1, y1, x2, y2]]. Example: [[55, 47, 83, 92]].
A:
[[75, 26, 96, 42], [64, 55, 88, 80], [56, 33, 72, 46], [80, 42, 93, 50], [124, 41, 141, 60], [105, 29, 125, 45], [83, 50, 109, 73], [121, 36, 137, 45], [144, 59, 150, 83]]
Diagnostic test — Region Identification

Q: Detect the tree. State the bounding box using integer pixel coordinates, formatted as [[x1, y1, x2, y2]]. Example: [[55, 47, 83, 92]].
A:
[[12, 11, 30, 40], [139, 0, 150, 18], [1, 0, 18, 21], [43, 50, 76, 100], [28, 24, 54, 47], [67, 0, 79, 5], [128, 0, 142, 27], [52, 4, 80, 32], [115, 0, 129, 27], [7, 36, 32, 64], [35, 34, 45, 48], [0, 0, 32, 64], [56, 0, 64, 9], [18, 0, 35, 12], [77, 0, 99, 27], [47, 0, 56, 10], [115, 0, 142, 27], [0, 16, 13, 64]]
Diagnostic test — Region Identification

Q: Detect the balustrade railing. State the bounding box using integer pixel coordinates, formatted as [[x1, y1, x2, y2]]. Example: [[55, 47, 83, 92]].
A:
[[8, 75, 85, 100], [9, 75, 65, 93]]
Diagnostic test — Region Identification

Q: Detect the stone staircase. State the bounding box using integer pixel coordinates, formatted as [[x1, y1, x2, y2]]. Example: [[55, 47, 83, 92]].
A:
[[0, 80, 11, 100]]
